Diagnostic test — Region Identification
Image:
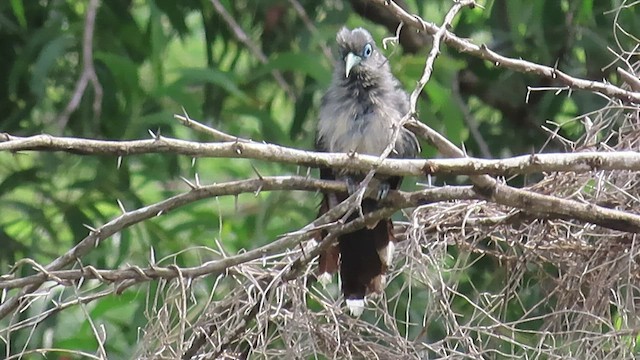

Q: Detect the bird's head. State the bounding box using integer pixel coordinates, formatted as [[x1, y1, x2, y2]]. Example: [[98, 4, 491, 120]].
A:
[[335, 27, 385, 79]]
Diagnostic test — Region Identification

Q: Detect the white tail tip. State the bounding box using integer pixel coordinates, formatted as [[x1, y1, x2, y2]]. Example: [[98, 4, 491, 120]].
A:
[[385, 241, 395, 266], [317, 272, 332, 288], [346, 299, 365, 316]]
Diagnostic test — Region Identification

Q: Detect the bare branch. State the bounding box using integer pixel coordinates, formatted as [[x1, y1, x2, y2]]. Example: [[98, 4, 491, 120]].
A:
[[407, 0, 475, 114], [373, 0, 640, 104], [6, 133, 640, 176], [56, 0, 103, 130]]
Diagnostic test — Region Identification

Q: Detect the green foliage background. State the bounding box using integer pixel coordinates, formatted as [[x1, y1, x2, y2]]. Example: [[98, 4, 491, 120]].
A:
[[0, 0, 638, 357]]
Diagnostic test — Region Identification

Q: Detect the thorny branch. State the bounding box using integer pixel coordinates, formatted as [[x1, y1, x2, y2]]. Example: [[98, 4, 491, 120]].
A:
[[374, 0, 640, 104], [5, 132, 640, 176], [0, 180, 475, 291]]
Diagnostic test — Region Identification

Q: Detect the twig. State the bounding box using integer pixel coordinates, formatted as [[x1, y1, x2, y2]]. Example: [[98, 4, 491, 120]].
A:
[[407, 0, 474, 114], [287, 0, 333, 61], [174, 112, 252, 143], [452, 73, 492, 158], [209, 0, 296, 100], [617, 67, 640, 91], [56, 0, 103, 130]]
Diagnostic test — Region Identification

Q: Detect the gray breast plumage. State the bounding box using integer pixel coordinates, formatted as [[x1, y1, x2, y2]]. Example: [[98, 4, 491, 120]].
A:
[[317, 76, 409, 157]]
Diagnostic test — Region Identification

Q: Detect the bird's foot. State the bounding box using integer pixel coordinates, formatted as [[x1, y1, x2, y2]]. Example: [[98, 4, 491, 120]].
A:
[[377, 182, 391, 201], [345, 177, 359, 195]]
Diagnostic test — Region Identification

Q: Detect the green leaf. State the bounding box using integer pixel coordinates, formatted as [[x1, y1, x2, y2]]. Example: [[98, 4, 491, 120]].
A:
[[95, 52, 141, 96], [0, 168, 41, 196], [10, 0, 27, 27], [30, 35, 73, 99], [254, 52, 331, 86], [172, 67, 248, 100], [63, 207, 93, 244]]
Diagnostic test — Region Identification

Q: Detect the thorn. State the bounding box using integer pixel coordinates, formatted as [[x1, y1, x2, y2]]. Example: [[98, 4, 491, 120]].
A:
[[234, 195, 239, 213], [157, 210, 163, 217], [181, 106, 191, 124], [117, 156, 123, 169], [180, 176, 197, 190], [147, 129, 156, 138], [250, 163, 264, 180], [149, 246, 156, 264], [191, 157, 196, 167], [116, 199, 126, 214], [233, 143, 243, 155], [83, 224, 98, 233], [411, 15, 425, 30], [195, 173, 201, 188], [529, 147, 539, 164], [254, 185, 263, 196]]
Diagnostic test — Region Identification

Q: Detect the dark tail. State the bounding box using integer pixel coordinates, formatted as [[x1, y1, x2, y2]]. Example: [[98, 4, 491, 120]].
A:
[[317, 196, 395, 316]]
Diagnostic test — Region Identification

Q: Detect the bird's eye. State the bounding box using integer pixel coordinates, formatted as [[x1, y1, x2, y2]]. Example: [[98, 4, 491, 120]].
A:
[[362, 43, 373, 58]]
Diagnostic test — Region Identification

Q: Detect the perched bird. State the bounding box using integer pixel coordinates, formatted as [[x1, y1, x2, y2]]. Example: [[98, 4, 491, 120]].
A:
[[315, 27, 420, 316]]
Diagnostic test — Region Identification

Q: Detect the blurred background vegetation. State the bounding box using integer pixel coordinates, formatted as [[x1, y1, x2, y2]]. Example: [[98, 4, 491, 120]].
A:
[[1, 0, 638, 357]]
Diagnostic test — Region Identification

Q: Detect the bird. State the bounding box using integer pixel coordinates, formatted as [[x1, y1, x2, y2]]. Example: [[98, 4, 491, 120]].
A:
[[315, 27, 420, 316]]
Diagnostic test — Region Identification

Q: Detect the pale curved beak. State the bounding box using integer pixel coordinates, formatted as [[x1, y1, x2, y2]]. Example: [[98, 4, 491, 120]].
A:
[[345, 52, 362, 78]]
